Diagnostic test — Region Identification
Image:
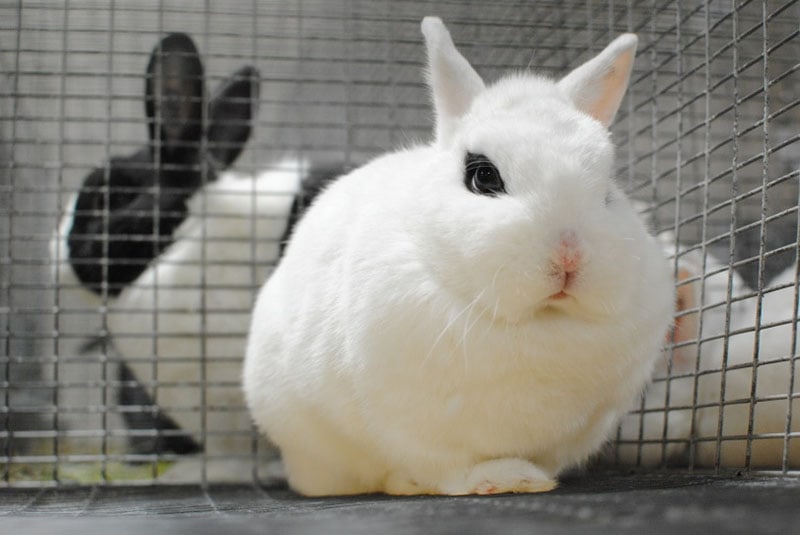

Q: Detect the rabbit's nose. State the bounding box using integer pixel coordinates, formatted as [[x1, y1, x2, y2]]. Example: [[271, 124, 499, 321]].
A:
[[546, 230, 584, 299], [552, 230, 583, 274]]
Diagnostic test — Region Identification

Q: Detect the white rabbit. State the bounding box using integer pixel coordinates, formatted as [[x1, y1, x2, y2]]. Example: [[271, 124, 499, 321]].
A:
[[612, 231, 752, 466], [613, 227, 800, 469], [243, 17, 674, 496], [693, 263, 800, 468]]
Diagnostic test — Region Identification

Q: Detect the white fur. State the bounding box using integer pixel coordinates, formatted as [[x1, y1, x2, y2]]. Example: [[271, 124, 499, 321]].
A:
[[243, 18, 674, 496], [613, 233, 751, 465], [693, 264, 800, 467], [614, 229, 800, 468]]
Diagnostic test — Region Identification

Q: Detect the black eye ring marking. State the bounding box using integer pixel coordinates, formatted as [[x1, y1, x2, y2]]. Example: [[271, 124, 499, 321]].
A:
[[465, 152, 506, 197]]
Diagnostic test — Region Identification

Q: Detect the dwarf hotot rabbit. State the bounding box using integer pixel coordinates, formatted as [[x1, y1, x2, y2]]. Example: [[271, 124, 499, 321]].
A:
[[243, 17, 674, 496], [52, 32, 342, 464]]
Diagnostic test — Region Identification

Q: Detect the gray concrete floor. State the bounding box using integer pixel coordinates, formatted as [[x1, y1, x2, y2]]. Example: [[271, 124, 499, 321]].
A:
[[2, 471, 799, 534]]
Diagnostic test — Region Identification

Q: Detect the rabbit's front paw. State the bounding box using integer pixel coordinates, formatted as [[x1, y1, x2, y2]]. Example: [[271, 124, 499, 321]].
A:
[[441, 458, 557, 495]]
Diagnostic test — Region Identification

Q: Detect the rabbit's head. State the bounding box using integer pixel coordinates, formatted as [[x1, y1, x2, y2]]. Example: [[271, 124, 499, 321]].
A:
[[65, 33, 259, 296], [412, 18, 669, 331]]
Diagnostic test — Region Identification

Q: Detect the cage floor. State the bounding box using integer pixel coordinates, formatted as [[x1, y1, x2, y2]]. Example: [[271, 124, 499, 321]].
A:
[[2, 472, 799, 534]]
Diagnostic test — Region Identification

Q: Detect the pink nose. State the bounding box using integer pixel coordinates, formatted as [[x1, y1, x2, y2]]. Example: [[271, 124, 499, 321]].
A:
[[554, 230, 582, 273]]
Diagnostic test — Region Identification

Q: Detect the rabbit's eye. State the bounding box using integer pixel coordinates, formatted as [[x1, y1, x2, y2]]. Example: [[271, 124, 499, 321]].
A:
[[465, 152, 505, 197]]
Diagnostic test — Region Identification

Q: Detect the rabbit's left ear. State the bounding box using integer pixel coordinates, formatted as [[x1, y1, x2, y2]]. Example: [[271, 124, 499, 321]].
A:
[[145, 33, 205, 156], [557, 34, 638, 128], [421, 17, 485, 145], [207, 65, 260, 168]]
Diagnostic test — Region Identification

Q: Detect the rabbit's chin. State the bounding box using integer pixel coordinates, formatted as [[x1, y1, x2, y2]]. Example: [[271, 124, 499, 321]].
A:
[[533, 296, 603, 321]]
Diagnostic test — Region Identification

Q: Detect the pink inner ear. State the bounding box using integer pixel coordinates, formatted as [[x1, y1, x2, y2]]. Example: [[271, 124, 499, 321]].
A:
[[586, 50, 635, 126], [422, 16, 485, 145], [587, 67, 620, 126]]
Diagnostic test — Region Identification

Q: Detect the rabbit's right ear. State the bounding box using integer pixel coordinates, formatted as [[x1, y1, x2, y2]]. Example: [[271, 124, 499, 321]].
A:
[[145, 33, 205, 161], [421, 17, 485, 146], [557, 34, 638, 128], [207, 66, 260, 168]]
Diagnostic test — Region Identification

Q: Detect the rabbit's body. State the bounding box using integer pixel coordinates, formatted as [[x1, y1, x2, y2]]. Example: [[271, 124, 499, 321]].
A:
[[107, 162, 301, 455], [613, 231, 800, 469], [244, 18, 675, 495], [49, 32, 262, 460], [612, 239, 752, 466], [49, 33, 346, 470], [247, 151, 673, 496], [693, 264, 800, 467]]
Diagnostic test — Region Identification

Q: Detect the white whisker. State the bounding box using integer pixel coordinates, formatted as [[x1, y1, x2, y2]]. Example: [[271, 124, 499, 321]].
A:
[[460, 291, 485, 372], [424, 289, 486, 366]]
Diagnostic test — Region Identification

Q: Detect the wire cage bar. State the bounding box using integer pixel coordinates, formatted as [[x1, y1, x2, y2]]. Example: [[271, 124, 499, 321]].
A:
[[0, 0, 798, 487]]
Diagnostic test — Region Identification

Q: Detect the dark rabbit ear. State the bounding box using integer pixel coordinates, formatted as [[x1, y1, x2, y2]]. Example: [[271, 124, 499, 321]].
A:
[[207, 65, 259, 168], [145, 33, 205, 160]]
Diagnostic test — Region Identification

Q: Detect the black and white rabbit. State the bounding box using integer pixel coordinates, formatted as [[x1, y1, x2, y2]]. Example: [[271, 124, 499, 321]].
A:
[[54, 33, 259, 300], [243, 17, 675, 495], [51, 32, 342, 468]]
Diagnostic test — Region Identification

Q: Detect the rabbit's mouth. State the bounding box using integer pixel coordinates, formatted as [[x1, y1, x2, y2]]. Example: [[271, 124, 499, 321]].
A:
[[541, 291, 577, 313], [533, 290, 616, 324]]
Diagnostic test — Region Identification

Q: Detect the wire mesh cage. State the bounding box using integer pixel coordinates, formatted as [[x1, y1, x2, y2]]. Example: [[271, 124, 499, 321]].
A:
[[0, 0, 798, 488]]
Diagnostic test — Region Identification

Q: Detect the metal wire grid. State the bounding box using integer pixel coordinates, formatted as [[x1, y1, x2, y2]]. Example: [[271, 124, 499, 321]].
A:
[[612, 0, 800, 473], [0, 0, 797, 487]]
